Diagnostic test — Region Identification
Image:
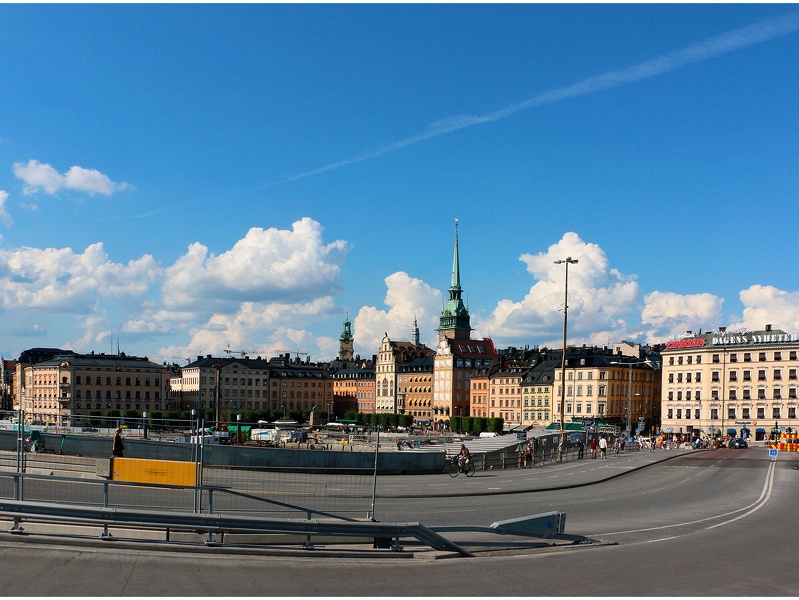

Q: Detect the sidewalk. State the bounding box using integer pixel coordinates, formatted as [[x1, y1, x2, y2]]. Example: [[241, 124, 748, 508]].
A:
[[376, 445, 700, 498]]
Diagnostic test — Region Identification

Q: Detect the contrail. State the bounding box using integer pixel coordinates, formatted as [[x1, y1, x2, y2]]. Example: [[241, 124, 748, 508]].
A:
[[273, 12, 799, 186]]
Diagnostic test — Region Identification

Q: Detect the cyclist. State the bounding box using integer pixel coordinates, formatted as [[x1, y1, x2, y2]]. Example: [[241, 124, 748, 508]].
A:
[[457, 443, 471, 472]]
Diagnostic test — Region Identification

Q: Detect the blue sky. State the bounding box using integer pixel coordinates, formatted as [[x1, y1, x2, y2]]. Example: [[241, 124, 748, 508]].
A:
[[1, 4, 799, 363]]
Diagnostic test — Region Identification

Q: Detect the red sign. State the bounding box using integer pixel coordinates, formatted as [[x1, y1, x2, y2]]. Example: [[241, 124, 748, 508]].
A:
[[665, 339, 706, 349]]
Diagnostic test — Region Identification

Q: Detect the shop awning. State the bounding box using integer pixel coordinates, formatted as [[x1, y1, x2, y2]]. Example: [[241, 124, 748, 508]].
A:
[[727, 428, 737, 434], [756, 428, 766, 433], [545, 422, 584, 431]]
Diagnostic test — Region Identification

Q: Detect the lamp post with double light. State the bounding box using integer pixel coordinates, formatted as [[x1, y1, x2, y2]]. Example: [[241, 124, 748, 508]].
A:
[[555, 257, 578, 457]]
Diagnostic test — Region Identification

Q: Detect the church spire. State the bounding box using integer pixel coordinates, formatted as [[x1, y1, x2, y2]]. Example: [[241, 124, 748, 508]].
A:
[[451, 218, 461, 290], [438, 219, 472, 343]]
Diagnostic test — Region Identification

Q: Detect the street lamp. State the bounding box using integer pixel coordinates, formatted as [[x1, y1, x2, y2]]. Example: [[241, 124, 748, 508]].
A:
[[610, 359, 651, 438], [554, 257, 578, 455]]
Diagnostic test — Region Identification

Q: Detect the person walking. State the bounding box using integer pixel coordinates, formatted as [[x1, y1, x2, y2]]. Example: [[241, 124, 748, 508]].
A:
[[112, 427, 125, 458], [589, 437, 598, 459], [523, 442, 532, 468], [576, 438, 585, 459], [598, 435, 608, 459]]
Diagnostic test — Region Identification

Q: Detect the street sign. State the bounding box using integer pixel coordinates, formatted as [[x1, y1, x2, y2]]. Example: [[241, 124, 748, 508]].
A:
[[516, 431, 527, 440], [665, 427, 671, 433], [769, 448, 778, 457]]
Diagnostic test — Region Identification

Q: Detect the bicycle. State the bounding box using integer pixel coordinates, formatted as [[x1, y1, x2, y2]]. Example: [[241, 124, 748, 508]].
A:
[[444, 456, 475, 477], [25, 438, 55, 454]]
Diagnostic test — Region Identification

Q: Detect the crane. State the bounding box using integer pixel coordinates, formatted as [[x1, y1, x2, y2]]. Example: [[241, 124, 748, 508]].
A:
[[224, 345, 256, 358]]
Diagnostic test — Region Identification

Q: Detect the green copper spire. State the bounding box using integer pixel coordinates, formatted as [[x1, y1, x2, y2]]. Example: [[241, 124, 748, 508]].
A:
[[438, 219, 472, 341], [451, 218, 461, 290]]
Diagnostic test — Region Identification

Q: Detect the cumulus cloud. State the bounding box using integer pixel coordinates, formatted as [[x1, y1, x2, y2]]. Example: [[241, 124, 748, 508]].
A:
[[162, 218, 350, 310], [728, 285, 799, 333], [154, 297, 338, 359], [0, 242, 159, 313], [0, 190, 11, 227], [354, 271, 442, 353], [476, 232, 640, 347], [641, 290, 724, 341], [12, 159, 129, 196]]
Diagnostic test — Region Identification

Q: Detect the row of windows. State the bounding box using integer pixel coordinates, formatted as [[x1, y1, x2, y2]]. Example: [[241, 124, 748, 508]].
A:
[[668, 350, 799, 366], [666, 407, 797, 420], [667, 388, 799, 401], [73, 403, 161, 411], [74, 376, 161, 386], [523, 411, 551, 420], [74, 390, 160, 400]]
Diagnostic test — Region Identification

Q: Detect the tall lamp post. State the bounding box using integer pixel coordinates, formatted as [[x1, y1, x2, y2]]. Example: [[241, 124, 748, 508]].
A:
[[555, 257, 578, 454], [610, 359, 651, 438]]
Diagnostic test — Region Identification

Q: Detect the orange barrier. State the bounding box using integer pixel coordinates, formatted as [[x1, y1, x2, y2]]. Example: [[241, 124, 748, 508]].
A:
[[111, 457, 199, 486], [777, 433, 799, 452]]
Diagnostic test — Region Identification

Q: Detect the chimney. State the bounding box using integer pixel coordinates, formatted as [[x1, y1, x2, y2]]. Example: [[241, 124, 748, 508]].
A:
[[766, 324, 772, 332]]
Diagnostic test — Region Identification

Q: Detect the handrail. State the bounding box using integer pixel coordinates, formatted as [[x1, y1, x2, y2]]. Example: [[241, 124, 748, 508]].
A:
[[0, 498, 474, 557]]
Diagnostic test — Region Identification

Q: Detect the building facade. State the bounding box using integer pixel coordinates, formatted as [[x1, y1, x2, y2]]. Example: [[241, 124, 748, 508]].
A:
[[661, 325, 799, 441], [397, 355, 434, 425], [21, 352, 168, 426], [375, 334, 435, 414]]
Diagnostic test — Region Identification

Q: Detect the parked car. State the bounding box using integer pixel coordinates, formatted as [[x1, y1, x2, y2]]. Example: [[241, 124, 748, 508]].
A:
[[730, 438, 748, 449]]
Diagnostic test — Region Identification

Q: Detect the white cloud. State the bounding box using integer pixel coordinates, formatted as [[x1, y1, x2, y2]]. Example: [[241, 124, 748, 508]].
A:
[[0, 242, 159, 313], [0, 190, 11, 227], [155, 297, 338, 360], [354, 271, 442, 353], [476, 232, 640, 347], [162, 217, 350, 310], [641, 290, 724, 341], [728, 285, 799, 334], [12, 159, 129, 196]]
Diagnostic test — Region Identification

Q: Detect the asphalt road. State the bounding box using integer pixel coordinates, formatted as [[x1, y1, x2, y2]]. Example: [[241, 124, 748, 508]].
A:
[[0, 446, 797, 596]]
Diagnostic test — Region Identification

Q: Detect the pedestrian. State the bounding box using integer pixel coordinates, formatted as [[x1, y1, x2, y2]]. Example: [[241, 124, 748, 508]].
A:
[[589, 438, 598, 459], [515, 442, 525, 468], [523, 442, 532, 468], [620, 437, 626, 454], [576, 438, 585, 459], [599, 435, 608, 459], [112, 427, 124, 458]]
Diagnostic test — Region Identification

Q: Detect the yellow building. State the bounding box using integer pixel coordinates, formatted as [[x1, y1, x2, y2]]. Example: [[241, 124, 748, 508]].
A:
[[20, 351, 168, 426], [661, 325, 799, 441]]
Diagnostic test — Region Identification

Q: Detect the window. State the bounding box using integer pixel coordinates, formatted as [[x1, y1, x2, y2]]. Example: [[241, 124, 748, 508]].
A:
[[774, 369, 782, 381], [694, 409, 700, 419], [772, 407, 781, 419], [667, 409, 673, 419], [729, 371, 737, 382], [729, 389, 737, 400], [676, 409, 682, 419], [743, 353, 751, 362], [712, 371, 720, 382], [711, 408, 719, 419], [759, 352, 767, 362], [758, 370, 767, 381], [742, 407, 750, 419], [789, 407, 797, 419], [757, 407, 765, 419], [728, 407, 736, 419], [730, 354, 737, 362]]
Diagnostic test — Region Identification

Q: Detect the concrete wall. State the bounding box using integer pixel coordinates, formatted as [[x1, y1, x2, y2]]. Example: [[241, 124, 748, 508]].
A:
[[0, 431, 445, 474]]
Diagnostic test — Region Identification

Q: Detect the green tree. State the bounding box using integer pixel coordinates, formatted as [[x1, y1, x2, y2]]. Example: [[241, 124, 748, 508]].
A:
[[449, 415, 461, 433], [486, 417, 504, 433], [87, 409, 101, 427]]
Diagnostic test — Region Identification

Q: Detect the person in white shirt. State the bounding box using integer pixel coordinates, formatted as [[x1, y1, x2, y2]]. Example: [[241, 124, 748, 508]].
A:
[[598, 436, 608, 459]]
